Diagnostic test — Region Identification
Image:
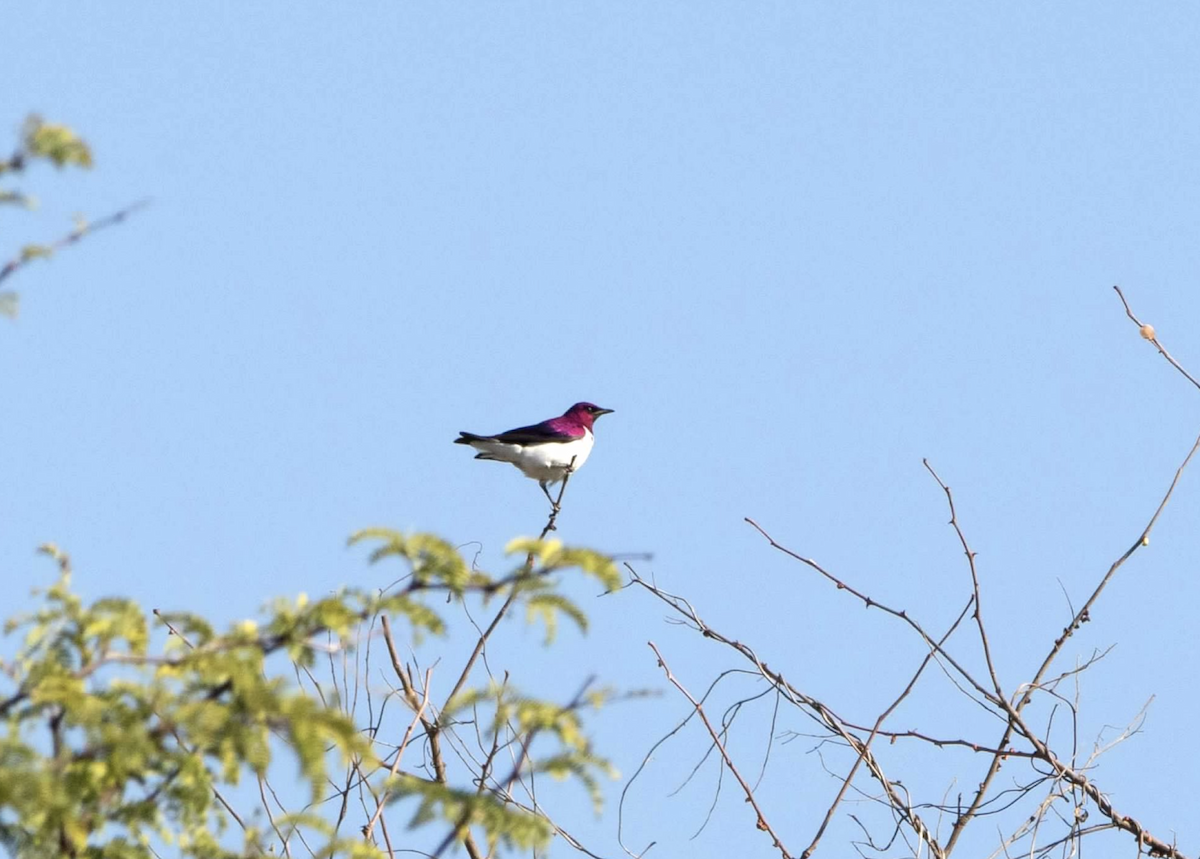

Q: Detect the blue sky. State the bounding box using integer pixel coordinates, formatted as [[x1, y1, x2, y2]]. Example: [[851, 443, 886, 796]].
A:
[[4, 3, 1200, 856]]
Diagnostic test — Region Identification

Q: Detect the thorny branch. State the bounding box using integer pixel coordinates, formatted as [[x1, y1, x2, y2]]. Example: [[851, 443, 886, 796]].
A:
[[743, 518, 1001, 710], [922, 460, 1003, 702], [648, 642, 793, 859], [626, 571, 946, 859], [799, 592, 975, 859], [628, 288, 1198, 858], [947, 289, 1200, 857]]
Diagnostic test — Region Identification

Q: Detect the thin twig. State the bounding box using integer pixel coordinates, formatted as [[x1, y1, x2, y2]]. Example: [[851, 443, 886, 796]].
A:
[[379, 616, 483, 858], [441, 458, 576, 710], [0, 198, 150, 287], [1113, 285, 1200, 392], [800, 594, 972, 858], [628, 568, 945, 859], [150, 608, 257, 835], [364, 667, 433, 841], [429, 677, 597, 859], [947, 288, 1200, 856], [648, 642, 793, 859], [923, 460, 1005, 701], [997, 697, 1187, 858], [259, 775, 293, 858], [744, 518, 999, 707]]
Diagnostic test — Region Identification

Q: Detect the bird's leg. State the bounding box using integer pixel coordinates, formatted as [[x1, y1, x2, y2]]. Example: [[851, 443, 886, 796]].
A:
[[553, 457, 577, 511], [540, 457, 577, 529], [539, 480, 560, 513]]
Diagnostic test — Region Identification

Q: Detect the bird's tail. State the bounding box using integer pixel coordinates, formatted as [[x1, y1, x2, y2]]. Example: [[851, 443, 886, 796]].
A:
[[454, 431, 490, 444], [455, 431, 504, 461]]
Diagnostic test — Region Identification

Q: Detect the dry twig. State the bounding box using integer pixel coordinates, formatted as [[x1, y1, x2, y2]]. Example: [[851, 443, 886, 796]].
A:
[[648, 642, 794, 859]]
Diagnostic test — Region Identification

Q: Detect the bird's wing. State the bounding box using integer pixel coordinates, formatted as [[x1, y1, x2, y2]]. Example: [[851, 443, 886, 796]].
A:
[[481, 420, 583, 445]]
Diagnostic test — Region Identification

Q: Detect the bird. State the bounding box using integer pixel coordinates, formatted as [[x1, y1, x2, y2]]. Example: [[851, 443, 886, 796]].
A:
[[455, 402, 614, 507]]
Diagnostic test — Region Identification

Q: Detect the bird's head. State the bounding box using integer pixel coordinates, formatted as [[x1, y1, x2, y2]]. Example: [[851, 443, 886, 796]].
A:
[[565, 402, 614, 429]]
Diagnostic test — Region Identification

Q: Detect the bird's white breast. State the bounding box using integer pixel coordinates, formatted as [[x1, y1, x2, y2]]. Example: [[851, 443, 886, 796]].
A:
[[517, 430, 594, 480], [470, 429, 594, 483]]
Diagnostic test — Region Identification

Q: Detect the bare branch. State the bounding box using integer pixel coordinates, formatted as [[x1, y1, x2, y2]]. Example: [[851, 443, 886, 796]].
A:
[[1113, 285, 1200, 392], [0, 199, 149, 288], [364, 666, 433, 842], [648, 642, 794, 859], [744, 518, 1000, 709], [923, 460, 1005, 701], [801, 592, 973, 858], [629, 571, 946, 859]]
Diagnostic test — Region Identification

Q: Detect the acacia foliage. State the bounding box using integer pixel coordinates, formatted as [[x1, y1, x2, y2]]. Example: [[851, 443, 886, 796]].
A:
[[0, 535, 621, 858], [0, 114, 106, 317]]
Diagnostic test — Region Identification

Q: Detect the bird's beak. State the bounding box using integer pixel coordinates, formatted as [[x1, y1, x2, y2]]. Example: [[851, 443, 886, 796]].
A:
[[594, 408, 614, 417]]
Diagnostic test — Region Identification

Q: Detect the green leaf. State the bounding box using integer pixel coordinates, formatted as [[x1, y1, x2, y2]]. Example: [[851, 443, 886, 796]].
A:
[[0, 190, 32, 207], [349, 529, 471, 593], [23, 116, 93, 169], [524, 592, 588, 643], [504, 539, 620, 591], [0, 529, 622, 857], [388, 775, 554, 851]]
